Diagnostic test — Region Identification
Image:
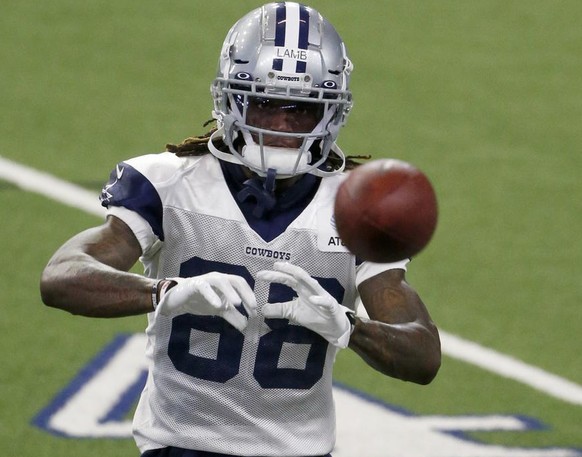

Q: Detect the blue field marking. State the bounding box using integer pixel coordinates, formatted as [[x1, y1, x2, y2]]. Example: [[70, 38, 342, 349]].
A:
[[32, 333, 582, 456], [31, 334, 148, 439]]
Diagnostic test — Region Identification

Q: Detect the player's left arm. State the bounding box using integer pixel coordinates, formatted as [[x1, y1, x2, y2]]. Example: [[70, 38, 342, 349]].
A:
[[350, 268, 441, 385]]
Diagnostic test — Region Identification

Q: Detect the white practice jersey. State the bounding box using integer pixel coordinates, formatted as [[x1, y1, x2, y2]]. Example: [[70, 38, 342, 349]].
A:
[[101, 152, 405, 456]]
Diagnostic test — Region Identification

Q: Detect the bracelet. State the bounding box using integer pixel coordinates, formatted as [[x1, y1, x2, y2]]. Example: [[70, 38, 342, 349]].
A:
[[151, 279, 178, 310], [151, 280, 162, 310], [345, 311, 357, 334]]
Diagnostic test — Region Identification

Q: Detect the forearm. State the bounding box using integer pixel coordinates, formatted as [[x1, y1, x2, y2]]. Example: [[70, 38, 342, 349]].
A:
[[348, 316, 441, 385], [40, 217, 155, 318], [40, 253, 155, 317]]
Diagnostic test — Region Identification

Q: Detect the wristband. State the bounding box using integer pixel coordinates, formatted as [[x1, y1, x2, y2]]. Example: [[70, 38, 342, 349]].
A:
[[151, 279, 178, 310]]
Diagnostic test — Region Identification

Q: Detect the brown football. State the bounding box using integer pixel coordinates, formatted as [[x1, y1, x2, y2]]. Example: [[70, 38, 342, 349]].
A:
[[334, 159, 438, 262]]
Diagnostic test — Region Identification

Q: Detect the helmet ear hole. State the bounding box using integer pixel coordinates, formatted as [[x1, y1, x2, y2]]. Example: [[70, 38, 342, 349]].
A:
[[234, 72, 252, 81]]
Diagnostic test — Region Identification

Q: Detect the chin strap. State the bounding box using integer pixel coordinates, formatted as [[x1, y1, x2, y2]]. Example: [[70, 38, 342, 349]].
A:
[[236, 168, 278, 218]]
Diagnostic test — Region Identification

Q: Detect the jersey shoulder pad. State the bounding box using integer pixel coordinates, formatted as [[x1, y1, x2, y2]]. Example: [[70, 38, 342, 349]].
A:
[[123, 151, 195, 186], [100, 152, 200, 241]]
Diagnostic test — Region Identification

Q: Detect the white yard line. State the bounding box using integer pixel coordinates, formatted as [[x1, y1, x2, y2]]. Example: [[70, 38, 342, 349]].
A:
[[440, 332, 582, 405], [0, 156, 105, 218], [2, 155, 581, 406]]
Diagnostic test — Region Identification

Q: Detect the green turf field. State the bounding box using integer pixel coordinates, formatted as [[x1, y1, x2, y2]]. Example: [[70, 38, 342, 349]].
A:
[[1, 1, 581, 456]]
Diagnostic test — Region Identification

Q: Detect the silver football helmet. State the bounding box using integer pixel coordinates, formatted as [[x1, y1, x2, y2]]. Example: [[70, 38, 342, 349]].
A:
[[209, 2, 353, 179]]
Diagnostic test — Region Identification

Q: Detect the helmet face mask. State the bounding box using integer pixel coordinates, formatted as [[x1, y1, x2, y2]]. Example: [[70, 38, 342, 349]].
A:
[[209, 2, 353, 179]]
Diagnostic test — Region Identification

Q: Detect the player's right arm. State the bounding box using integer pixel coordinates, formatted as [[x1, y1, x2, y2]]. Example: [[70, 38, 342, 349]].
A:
[[40, 213, 257, 327], [40, 215, 157, 317]]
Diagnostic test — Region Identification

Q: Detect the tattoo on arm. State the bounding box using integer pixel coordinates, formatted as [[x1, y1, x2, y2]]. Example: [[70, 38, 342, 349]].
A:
[[348, 269, 441, 384]]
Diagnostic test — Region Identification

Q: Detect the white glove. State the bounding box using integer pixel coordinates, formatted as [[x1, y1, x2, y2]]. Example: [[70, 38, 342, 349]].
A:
[[256, 262, 354, 348], [156, 273, 257, 332]]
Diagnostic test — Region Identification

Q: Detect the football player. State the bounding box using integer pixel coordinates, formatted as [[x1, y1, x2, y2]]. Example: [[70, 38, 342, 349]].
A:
[[40, 3, 441, 456]]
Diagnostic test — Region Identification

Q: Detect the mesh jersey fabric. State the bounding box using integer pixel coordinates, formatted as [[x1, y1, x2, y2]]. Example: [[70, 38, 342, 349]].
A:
[[101, 152, 404, 455]]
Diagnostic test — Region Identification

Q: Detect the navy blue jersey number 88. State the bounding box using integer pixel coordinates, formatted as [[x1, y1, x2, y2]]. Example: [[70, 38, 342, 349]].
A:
[[167, 257, 345, 389]]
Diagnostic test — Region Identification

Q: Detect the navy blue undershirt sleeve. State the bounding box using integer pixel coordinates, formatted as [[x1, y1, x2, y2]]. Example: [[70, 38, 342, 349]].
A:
[[100, 162, 165, 241]]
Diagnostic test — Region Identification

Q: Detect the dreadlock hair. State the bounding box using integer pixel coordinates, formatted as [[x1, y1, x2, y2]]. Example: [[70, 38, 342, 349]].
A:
[[165, 120, 370, 170], [165, 120, 223, 157]]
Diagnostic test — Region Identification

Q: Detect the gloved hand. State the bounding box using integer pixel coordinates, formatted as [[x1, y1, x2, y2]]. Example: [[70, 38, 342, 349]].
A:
[[156, 272, 257, 332], [256, 262, 354, 348]]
